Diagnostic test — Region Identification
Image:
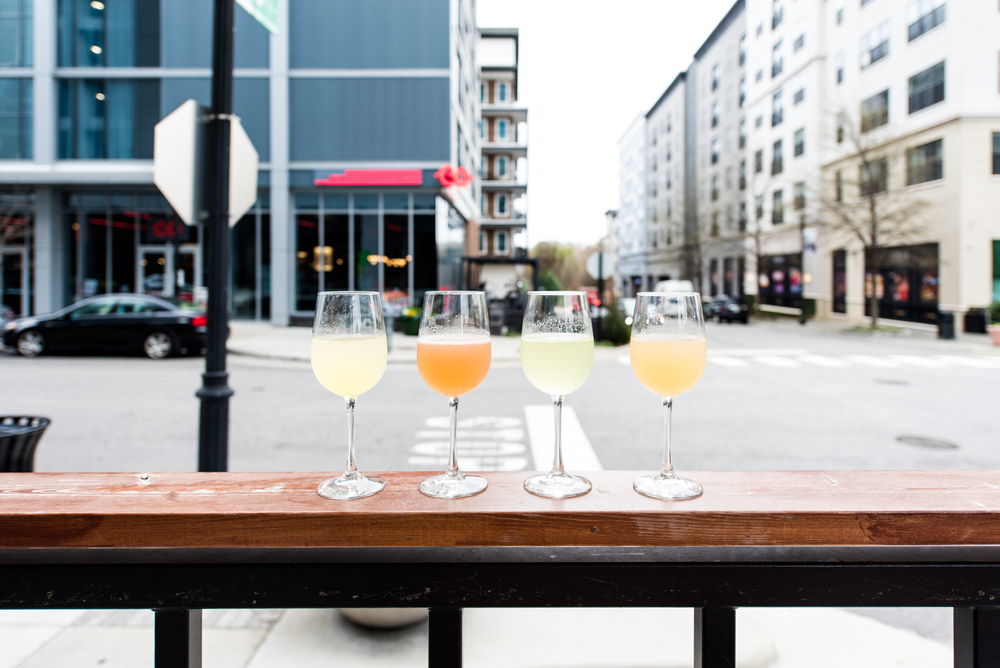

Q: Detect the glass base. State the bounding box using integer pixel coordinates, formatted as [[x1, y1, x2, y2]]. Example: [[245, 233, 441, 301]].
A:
[[633, 471, 703, 501], [419, 473, 488, 499], [524, 471, 592, 499], [317, 473, 385, 500]]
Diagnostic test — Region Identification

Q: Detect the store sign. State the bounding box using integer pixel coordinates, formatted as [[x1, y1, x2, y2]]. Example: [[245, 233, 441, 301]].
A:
[[141, 217, 190, 245], [313, 170, 423, 186], [434, 165, 472, 188]]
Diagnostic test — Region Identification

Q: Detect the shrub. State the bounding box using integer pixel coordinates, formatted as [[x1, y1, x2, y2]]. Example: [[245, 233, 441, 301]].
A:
[[990, 302, 1000, 325], [601, 299, 632, 346], [540, 270, 563, 291]]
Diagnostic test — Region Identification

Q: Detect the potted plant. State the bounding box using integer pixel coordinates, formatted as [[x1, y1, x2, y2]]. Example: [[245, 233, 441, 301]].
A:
[[989, 302, 1000, 346]]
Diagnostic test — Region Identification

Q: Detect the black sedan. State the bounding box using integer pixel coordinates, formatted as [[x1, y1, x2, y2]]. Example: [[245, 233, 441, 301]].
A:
[[3, 294, 207, 359], [704, 294, 749, 324]]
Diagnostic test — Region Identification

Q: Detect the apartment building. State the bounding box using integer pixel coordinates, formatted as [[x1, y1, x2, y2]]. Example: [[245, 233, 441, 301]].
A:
[[473, 27, 528, 298], [0, 0, 481, 324], [616, 116, 647, 296], [644, 73, 687, 286]]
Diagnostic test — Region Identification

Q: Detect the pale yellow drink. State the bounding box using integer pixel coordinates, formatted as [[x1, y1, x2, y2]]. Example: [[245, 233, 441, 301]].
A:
[[311, 335, 388, 397], [520, 333, 595, 395], [629, 336, 707, 397]]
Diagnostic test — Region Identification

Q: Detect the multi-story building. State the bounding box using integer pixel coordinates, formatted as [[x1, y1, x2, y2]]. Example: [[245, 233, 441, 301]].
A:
[[644, 73, 687, 285], [0, 0, 481, 325], [692, 1, 747, 298], [616, 116, 647, 296], [472, 27, 528, 298]]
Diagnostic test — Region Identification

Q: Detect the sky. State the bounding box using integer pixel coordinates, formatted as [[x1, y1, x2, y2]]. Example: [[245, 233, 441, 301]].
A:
[[477, 0, 738, 247]]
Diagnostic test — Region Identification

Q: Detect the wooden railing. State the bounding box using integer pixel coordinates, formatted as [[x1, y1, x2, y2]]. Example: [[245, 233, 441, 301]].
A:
[[3, 470, 1000, 667]]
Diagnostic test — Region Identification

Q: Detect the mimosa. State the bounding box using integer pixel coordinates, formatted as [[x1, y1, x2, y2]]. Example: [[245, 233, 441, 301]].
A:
[[417, 337, 491, 397], [311, 335, 387, 397], [520, 333, 594, 396], [629, 335, 707, 397]]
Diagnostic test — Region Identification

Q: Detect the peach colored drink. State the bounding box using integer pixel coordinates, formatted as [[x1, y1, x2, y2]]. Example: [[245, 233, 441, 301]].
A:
[[629, 336, 707, 397], [417, 338, 491, 397]]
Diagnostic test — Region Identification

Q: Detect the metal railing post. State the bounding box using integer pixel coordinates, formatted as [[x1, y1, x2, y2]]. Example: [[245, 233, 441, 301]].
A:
[[694, 607, 736, 668], [154, 609, 202, 668], [955, 607, 1000, 668], [428, 607, 463, 668]]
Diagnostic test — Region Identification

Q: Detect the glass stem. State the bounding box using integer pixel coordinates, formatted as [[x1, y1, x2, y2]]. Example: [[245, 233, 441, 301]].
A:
[[447, 397, 462, 479], [661, 396, 674, 478], [343, 396, 358, 480], [551, 394, 565, 476]]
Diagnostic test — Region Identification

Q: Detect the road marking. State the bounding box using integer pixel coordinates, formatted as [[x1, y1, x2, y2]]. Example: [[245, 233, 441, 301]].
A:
[[889, 355, 951, 368], [708, 356, 751, 367], [618, 355, 631, 366], [935, 355, 1000, 369], [709, 348, 810, 356], [799, 355, 851, 368], [754, 356, 801, 367], [407, 416, 529, 471], [524, 405, 604, 471], [843, 354, 902, 367]]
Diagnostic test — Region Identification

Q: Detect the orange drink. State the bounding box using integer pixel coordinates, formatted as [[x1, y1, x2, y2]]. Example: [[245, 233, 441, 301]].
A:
[[630, 336, 707, 397], [417, 338, 491, 397]]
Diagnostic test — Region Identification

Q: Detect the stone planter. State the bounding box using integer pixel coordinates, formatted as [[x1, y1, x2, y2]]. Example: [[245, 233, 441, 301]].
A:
[[989, 324, 1000, 346]]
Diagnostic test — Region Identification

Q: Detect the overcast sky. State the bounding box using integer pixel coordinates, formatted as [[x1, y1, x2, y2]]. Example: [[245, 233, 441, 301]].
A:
[[477, 0, 737, 247]]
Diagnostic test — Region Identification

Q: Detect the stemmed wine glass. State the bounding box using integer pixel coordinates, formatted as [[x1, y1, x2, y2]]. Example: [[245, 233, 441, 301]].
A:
[[629, 292, 707, 501], [520, 292, 595, 498], [416, 291, 491, 499], [311, 292, 388, 500]]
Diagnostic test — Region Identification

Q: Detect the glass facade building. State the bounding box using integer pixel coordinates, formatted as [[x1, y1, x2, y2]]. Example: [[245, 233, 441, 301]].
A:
[[0, 0, 480, 323]]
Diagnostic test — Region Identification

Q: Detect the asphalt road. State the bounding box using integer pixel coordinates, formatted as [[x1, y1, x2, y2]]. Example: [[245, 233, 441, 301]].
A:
[[3, 319, 998, 645]]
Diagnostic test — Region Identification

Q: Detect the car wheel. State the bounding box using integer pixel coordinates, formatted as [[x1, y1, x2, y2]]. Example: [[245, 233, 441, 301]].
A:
[[143, 331, 174, 359], [16, 330, 45, 358]]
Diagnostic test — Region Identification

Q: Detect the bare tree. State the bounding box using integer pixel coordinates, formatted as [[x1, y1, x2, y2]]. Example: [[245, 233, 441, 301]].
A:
[[819, 112, 926, 329]]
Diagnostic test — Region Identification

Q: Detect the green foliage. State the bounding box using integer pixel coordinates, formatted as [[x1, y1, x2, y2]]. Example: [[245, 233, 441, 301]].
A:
[[990, 302, 1000, 325], [600, 299, 632, 346], [539, 270, 563, 291], [533, 242, 589, 291]]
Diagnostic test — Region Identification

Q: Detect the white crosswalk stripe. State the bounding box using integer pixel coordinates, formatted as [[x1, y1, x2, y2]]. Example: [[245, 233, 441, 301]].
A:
[[889, 355, 952, 368], [708, 356, 751, 367], [621, 348, 997, 370], [799, 355, 851, 368], [754, 355, 801, 367], [408, 416, 530, 471], [524, 405, 603, 471], [843, 354, 903, 367], [935, 355, 1000, 369]]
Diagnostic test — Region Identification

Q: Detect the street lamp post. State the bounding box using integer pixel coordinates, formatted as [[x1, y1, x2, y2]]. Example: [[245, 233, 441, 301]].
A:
[[799, 214, 807, 326], [195, 0, 236, 472]]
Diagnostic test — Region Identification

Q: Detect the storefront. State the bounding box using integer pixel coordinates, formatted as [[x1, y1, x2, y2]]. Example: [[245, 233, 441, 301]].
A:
[[758, 253, 803, 309], [864, 243, 939, 324], [0, 191, 33, 318]]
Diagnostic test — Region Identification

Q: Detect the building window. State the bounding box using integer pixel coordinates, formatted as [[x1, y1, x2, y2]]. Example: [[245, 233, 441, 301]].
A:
[[772, 40, 784, 77], [711, 212, 720, 237], [479, 231, 486, 252], [498, 82, 508, 102], [772, 139, 783, 175], [497, 155, 508, 178], [480, 82, 486, 103], [0, 79, 32, 159], [739, 77, 746, 107], [773, 0, 784, 28], [772, 89, 783, 126], [0, 0, 32, 67], [711, 175, 719, 201], [794, 128, 805, 157], [667, 143, 672, 162], [478, 120, 484, 139], [712, 63, 720, 91], [667, 113, 672, 132], [496, 193, 508, 215], [861, 90, 889, 132], [58, 0, 160, 67], [908, 0, 945, 41], [772, 190, 784, 224], [711, 137, 720, 164], [756, 69, 763, 82], [740, 160, 747, 190], [835, 170, 844, 201], [794, 182, 806, 210], [756, 195, 764, 220], [860, 21, 890, 69], [836, 52, 845, 84], [739, 202, 747, 230], [909, 61, 945, 113], [837, 7, 845, 24], [860, 157, 889, 196], [481, 194, 487, 214], [58, 79, 160, 159], [711, 101, 720, 128], [755, 149, 763, 173], [906, 138, 943, 185], [496, 231, 508, 254], [739, 34, 746, 65], [994, 132, 1000, 175], [739, 118, 747, 148], [794, 87, 805, 105], [667, 171, 672, 189], [794, 34, 805, 51], [756, 114, 763, 128], [837, 112, 846, 143], [497, 118, 508, 140]]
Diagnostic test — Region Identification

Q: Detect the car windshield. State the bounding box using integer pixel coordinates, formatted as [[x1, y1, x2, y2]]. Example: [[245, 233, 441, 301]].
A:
[[157, 297, 202, 312]]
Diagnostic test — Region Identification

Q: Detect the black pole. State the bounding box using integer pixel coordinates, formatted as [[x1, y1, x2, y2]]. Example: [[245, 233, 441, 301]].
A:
[[799, 215, 807, 326], [195, 0, 235, 473], [596, 251, 604, 341]]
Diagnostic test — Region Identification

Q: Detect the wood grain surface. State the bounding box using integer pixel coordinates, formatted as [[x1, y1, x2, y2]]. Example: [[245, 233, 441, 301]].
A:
[[2, 470, 1000, 549]]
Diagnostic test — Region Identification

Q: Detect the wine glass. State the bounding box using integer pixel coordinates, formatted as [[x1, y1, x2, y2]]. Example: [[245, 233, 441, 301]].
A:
[[629, 292, 707, 501], [416, 291, 491, 499], [311, 292, 388, 500], [520, 292, 594, 498]]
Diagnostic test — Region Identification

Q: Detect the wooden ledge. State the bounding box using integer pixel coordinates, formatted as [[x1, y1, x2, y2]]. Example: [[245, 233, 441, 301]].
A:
[[2, 470, 1000, 549]]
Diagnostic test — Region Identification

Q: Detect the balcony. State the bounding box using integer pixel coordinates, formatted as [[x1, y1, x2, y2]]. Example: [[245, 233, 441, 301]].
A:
[[480, 103, 528, 123], [481, 137, 528, 159], [480, 175, 527, 193], [479, 211, 527, 229]]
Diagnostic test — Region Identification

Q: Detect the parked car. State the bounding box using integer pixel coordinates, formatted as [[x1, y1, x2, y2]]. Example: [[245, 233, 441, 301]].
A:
[[3, 294, 207, 359], [0, 306, 15, 330], [704, 294, 749, 324]]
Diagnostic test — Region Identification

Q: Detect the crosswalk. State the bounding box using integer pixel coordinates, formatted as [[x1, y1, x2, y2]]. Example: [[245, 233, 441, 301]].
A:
[[618, 352, 1000, 369]]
